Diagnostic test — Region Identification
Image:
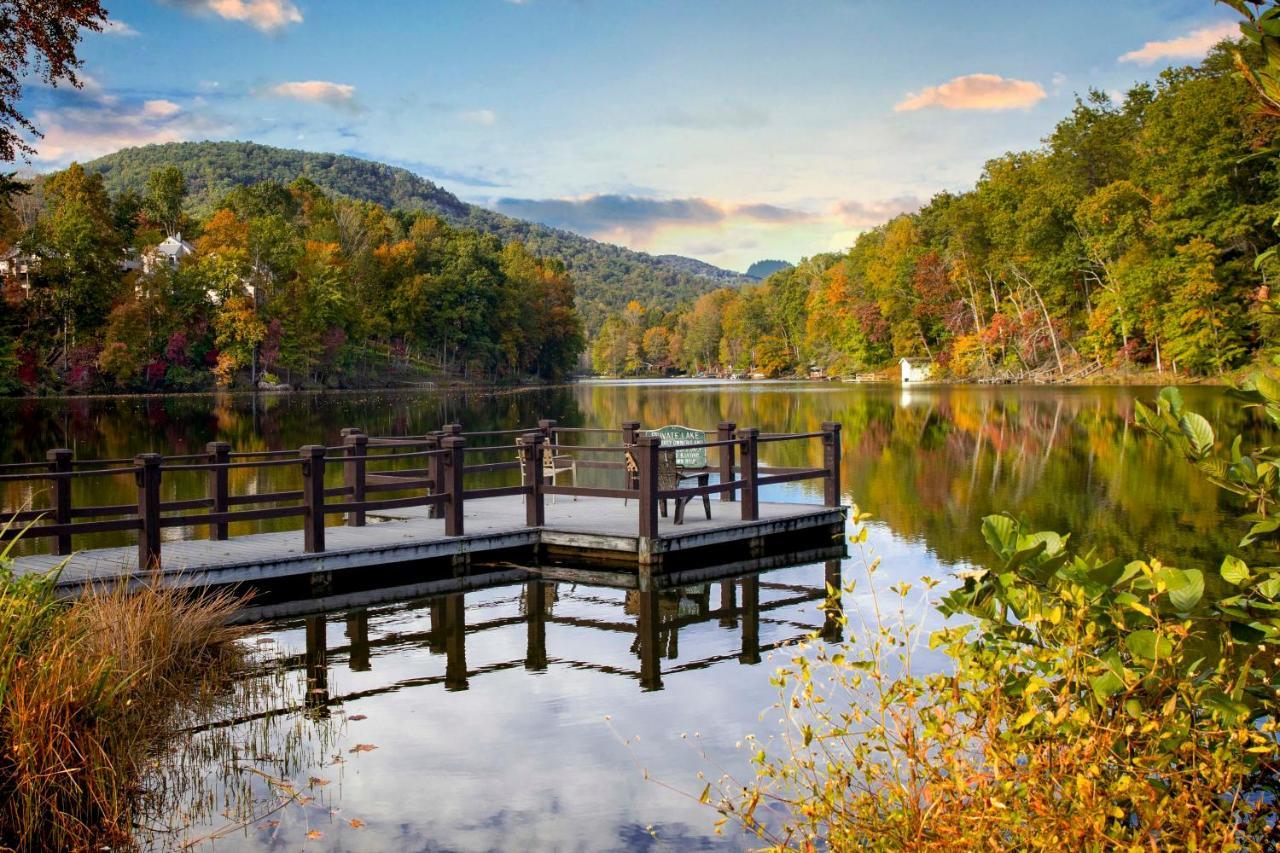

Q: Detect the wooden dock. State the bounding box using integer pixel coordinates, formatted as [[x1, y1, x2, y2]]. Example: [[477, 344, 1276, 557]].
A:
[[1, 419, 846, 594]]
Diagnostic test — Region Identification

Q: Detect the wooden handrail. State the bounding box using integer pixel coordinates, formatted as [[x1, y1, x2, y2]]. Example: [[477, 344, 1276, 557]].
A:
[[0, 419, 845, 568]]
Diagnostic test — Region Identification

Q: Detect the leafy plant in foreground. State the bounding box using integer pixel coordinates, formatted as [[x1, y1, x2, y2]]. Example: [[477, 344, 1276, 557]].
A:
[[710, 509, 1280, 850]]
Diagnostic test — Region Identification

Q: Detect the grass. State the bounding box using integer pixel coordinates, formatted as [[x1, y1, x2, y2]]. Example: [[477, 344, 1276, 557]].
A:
[[0, 521, 246, 852]]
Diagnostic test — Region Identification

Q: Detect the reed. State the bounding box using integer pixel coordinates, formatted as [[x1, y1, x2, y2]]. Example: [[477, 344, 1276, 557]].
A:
[[0, 519, 246, 851]]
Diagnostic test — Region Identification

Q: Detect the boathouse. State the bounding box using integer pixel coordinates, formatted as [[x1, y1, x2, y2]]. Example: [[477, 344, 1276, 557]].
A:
[[899, 356, 935, 383]]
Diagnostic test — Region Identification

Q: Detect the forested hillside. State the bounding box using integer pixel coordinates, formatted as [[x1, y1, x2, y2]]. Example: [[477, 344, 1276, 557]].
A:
[[84, 142, 749, 331], [592, 43, 1280, 380], [0, 165, 582, 394]]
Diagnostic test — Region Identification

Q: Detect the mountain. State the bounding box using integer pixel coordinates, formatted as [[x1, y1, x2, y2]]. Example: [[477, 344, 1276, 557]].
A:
[[745, 259, 793, 280], [654, 254, 747, 284], [82, 141, 750, 331]]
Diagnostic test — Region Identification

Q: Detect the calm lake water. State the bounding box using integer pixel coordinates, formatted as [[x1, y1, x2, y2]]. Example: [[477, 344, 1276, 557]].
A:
[[0, 380, 1264, 850]]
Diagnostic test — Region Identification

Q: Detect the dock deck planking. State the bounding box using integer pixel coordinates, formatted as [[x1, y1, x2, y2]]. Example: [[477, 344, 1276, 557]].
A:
[[9, 495, 845, 593]]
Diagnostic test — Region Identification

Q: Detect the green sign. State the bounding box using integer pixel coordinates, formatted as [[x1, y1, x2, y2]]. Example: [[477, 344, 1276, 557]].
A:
[[651, 425, 708, 468]]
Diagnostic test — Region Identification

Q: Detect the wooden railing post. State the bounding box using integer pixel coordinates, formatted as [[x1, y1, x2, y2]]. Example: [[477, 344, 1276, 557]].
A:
[[636, 434, 661, 561], [442, 423, 462, 440], [426, 432, 443, 519], [135, 453, 162, 570], [716, 421, 736, 502], [821, 421, 842, 507], [520, 432, 545, 527], [538, 418, 557, 449], [206, 441, 230, 540], [442, 436, 465, 537], [46, 448, 72, 555], [301, 445, 326, 553], [621, 420, 640, 446], [739, 428, 759, 521], [343, 431, 368, 527]]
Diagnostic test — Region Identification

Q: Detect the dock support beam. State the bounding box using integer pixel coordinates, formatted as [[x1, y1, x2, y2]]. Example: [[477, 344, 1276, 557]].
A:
[[739, 428, 759, 522], [822, 421, 842, 507], [739, 575, 760, 664], [206, 441, 230, 540], [525, 580, 548, 671], [46, 448, 72, 555], [443, 593, 468, 691], [135, 453, 162, 570], [637, 588, 663, 691], [717, 421, 736, 502], [301, 445, 326, 553], [342, 430, 368, 527], [520, 432, 545, 527]]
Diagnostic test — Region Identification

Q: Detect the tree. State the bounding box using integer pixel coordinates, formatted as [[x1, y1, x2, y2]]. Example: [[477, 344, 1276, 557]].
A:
[[0, 0, 106, 164], [143, 167, 186, 238]]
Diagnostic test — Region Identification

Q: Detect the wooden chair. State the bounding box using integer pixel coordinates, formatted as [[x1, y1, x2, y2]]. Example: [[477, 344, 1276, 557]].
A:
[[518, 444, 576, 503]]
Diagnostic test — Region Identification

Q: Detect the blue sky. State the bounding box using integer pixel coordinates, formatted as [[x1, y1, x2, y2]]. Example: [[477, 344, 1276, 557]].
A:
[[15, 0, 1239, 271]]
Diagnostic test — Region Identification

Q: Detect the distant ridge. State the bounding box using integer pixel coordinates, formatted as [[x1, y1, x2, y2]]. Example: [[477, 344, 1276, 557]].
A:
[[82, 141, 752, 329], [746, 259, 793, 280]]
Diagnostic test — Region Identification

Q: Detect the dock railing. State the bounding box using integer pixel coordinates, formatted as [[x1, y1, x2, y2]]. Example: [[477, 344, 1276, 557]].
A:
[[0, 419, 843, 570]]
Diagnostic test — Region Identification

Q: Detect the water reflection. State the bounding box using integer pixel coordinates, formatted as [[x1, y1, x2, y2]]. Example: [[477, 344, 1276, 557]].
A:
[[157, 552, 845, 850]]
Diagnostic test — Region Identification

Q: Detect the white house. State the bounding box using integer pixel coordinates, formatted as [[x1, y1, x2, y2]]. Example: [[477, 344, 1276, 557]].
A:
[[0, 247, 37, 290], [142, 233, 195, 274], [899, 356, 935, 383]]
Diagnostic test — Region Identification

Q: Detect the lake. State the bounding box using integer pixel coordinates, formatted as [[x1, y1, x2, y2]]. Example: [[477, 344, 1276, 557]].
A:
[[0, 381, 1259, 850]]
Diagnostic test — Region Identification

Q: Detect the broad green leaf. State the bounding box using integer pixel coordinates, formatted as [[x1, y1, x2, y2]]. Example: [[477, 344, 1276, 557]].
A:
[[1090, 670, 1125, 702], [981, 514, 1017, 557], [1222, 555, 1252, 586], [1178, 412, 1214, 456], [1125, 629, 1173, 660], [1159, 386, 1184, 415], [1256, 372, 1280, 404], [1167, 568, 1204, 613]]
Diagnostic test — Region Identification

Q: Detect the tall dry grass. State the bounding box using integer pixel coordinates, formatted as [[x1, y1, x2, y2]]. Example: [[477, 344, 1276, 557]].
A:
[[0, 527, 246, 851]]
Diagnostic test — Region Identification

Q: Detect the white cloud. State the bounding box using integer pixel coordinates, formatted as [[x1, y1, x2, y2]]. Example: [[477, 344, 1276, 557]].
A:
[[1119, 20, 1237, 65], [31, 102, 223, 164], [267, 80, 358, 109], [143, 99, 182, 117], [101, 19, 139, 36], [460, 109, 497, 126], [832, 195, 924, 228], [894, 73, 1046, 112], [162, 0, 302, 33]]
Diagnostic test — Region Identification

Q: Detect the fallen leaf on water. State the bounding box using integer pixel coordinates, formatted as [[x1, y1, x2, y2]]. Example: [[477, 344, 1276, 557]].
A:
[[306, 829, 324, 840], [298, 795, 315, 806], [349, 818, 366, 829], [349, 743, 378, 753], [309, 776, 331, 787], [348, 714, 367, 721], [258, 820, 280, 831]]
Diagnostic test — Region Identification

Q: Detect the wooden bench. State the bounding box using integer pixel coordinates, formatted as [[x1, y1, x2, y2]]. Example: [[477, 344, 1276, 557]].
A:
[[626, 425, 713, 525]]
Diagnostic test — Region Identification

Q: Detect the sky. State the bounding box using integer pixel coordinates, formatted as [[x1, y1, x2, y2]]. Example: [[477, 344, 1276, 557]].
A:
[[12, 0, 1242, 272]]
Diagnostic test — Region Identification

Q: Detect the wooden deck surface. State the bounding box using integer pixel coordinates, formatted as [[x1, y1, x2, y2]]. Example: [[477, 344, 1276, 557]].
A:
[[9, 495, 845, 592]]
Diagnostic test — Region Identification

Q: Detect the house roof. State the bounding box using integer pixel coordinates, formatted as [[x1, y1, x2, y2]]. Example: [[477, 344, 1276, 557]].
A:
[[900, 357, 933, 367], [154, 234, 195, 257]]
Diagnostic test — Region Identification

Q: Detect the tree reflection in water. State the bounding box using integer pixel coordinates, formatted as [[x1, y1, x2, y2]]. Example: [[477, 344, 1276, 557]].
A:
[[139, 552, 843, 848]]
